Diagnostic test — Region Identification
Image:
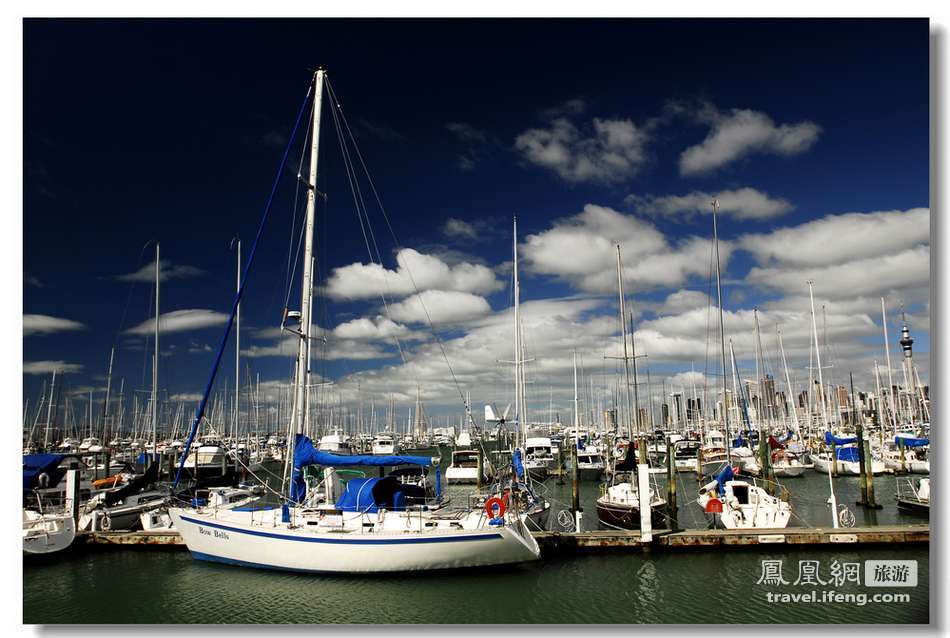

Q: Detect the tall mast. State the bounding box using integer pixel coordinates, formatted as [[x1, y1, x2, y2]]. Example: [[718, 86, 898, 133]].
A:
[[881, 298, 897, 434], [513, 216, 524, 447], [152, 242, 160, 455], [808, 280, 829, 430], [777, 327, 800, 435], [293, 68, 325, 437], [101, 346, 115, 441], [615, 245, 634, 441], [711, 200, 731, 464], [235, 238, 241, 441]]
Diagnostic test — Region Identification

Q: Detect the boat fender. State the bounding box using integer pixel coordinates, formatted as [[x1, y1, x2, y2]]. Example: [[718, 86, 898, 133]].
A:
[[485, 496, 506, 519], [100, 515, 111, 531], [37, 473, 49, 489]]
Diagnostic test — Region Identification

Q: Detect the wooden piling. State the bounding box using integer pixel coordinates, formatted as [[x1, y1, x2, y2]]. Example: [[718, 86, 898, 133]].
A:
[[863, 439, 881, 509], [571, 438, 580, 523], [476, 448, 483, 491], [666, 436, 678, 530]]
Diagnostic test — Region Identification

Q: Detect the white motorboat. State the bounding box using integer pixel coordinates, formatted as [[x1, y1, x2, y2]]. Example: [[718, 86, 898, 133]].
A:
[[445, 449, 486, 484], [523, 436, 555, 479], [318, 430, 352, 454], [371, 432, 398, 455]]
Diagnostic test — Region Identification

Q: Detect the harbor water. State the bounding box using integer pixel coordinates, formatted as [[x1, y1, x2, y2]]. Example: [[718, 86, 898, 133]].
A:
[[24, 451, 929, 624]]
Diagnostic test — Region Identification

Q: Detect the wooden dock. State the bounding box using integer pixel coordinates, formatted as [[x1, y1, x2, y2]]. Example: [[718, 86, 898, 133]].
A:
[[81, 524, 928, 556]]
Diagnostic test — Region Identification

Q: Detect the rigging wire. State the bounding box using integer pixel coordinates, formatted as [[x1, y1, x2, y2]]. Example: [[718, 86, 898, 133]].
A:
[[325, 78, 476, 426]]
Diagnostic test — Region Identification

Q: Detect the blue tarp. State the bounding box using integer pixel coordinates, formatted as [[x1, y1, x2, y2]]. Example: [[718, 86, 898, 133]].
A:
[[512, 448, 525, 479], [895, 435, 929, 447], [23, 453, 66, 491], [714, 464, 734, 496], [836, 446, 861, 462], [825, 432, 858, 446], [290, 434, 433, 503], [335, 478, 383, 513]]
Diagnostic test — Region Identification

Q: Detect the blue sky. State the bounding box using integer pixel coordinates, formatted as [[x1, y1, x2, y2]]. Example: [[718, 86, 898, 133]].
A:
[[23, 18, 930, 421]]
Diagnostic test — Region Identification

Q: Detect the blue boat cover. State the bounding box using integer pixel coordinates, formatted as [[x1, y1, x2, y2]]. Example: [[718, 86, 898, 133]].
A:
[[895, 435, 929, 447], [778, 430, 795, 443], [512, 448, 525, 479], [335, 477, 383, 512], [825, 432, 858, 446], [835, 446, 861, 462], [290, 434, 433, 503], [715, 464, 734, 496], [23, 453, 66, 491], [732, 434, 745, 448]]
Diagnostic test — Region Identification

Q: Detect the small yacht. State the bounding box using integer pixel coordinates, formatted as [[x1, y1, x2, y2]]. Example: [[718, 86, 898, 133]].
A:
[[371, 431, 399, 455], [698, 466, 791, 529], [896, 476, 930, 514], [523, 436, 555, 479], [771, 451, 808, 477], [318, 429, 352, 454], [883, 434, 929, 474], [182, 435, 229, 470], [23, 509, 76, 555], [575, 445, 606, 480], [445, 449, 486, 484]]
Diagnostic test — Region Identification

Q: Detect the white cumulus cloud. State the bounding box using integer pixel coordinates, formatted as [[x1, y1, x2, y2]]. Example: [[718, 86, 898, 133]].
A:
[[324, 248, 502, 301], [515, 116, 649, 183], [125, 309, 228, 335], [627, 187, 794, 220], [679, 105, 821, 175], [23, 314, 86, 336], [388, 290, 492, 325], [24, 360, 84, 375]]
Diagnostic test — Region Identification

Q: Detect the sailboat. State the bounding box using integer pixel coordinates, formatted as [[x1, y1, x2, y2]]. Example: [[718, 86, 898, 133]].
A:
[[170, 69, 540, 573], [695, 200, 790, 529], [596, 244, 667, 530], [697, 465, 791, 529]]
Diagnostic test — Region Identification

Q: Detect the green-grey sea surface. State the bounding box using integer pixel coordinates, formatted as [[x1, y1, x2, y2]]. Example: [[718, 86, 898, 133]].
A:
[[24, 454, 929, 624]]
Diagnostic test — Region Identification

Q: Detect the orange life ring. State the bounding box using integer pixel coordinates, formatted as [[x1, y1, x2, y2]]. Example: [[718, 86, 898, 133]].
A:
[[485, 496, 506, 519]]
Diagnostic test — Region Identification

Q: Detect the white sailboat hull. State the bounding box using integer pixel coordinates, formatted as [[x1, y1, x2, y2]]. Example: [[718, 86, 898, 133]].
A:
[[23, 512, 76, 555], [169, 508, 540, 573], [812, 455, 886, 476]]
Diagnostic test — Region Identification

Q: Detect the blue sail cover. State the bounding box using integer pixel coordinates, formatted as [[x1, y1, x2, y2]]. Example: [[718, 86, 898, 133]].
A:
[[335, 478, 383, 513], [290, 434, 433, 503], [512, 448, 525, 479], [835, 446, 861, 462], [714, 464, 734, 496], [23, 454, 66, 491], [732, 434, 744, 448], [825, 432, 858, 446], [778, 430, 795, 443], [895, 435, 929, 447]]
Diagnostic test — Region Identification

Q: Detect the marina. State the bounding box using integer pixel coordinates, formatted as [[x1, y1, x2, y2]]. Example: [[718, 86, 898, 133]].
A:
[[21, 17, 933, 627]]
